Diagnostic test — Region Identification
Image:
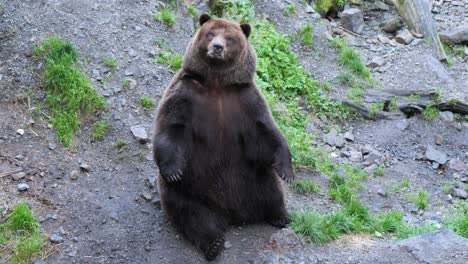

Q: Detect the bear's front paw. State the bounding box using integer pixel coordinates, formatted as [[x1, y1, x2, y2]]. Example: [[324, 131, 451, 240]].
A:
[[273, 163, 295, 183], [159, 164, 184, 183]]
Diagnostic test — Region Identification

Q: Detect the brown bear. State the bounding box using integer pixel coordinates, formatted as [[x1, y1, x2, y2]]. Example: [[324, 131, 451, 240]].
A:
[[152, 14, 295, 261]]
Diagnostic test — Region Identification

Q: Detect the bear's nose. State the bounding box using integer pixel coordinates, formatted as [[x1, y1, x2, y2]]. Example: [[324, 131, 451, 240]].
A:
[[213, 43, 224, 52]]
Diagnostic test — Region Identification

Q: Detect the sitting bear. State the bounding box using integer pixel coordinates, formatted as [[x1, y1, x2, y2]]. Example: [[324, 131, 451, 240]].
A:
[[152, 14, 295, 261]]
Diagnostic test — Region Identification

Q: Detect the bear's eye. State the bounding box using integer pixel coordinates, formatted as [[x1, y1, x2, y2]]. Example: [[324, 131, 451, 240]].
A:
[[207, 32, 215, 38], [226, 36, 236, 43]]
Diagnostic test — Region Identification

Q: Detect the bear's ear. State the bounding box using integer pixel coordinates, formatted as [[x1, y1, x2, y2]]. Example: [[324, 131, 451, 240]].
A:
[[199, 13, 212, 26], [240, 23, 251, 38]]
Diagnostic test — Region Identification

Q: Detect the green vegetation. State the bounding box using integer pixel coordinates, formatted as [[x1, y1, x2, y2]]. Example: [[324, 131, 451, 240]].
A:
[[154, 8, 176, 26], [314, 0, 346, 14], [299, 24, 313, 46], [34, 37, 106, 146], [369, 103, 383, 117], [283, 3, 296, 16], [102, 57, 117, 70], [389, 97, 399, 112], [337, 45, 370, 79], [91, 120, 109, 141], [374, 166, 385, 177], [399, 179, 410, 189], [423, 105, 439, 121], [140, 96, 155, 111], [336, 71, 354, 87], [114, 139, 127, 149], [122, 79, 130, 89], [291, 179, 320, 194], [0, 203, 45, 264], [406, 190, 429, 210], [187, 4, 198, 18], [152, 48, 183, 73], [446, 201, 467, 238]]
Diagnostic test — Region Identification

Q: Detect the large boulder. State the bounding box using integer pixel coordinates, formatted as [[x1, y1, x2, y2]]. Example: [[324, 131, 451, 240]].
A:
[[341, 8, 364, 34]]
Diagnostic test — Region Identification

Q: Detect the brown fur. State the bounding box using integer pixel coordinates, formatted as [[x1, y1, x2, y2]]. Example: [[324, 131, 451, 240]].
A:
[[152, 14, 294, 261]]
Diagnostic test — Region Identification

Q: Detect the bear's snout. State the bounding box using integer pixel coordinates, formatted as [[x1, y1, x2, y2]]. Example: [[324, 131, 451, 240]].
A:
[[207, 38, 226, 60]]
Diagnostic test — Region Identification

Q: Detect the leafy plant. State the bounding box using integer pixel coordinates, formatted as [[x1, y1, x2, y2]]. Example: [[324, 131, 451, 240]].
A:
[[291, 179, 320, 194], [423, 105, 439, 121], [102, 57, 117, 69], [140, 96, 155, 111], [115, 139, 127, 149], [152, 48, 183, 73], [299, 24, 313, 46], [283, 3, 296, 16], [91, 120, 109, 141], [154, 8, 176, 26], [445, 201, 467, 238], [374, 166, 385, 177], [187, 4, 198, 18]]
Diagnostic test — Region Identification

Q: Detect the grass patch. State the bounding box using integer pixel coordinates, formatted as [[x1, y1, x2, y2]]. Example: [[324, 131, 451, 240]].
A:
[[140, 96, 155, 111], [407, 94, 420, 103], [399, 179, 410, 189], [406, 190, 429, 210], [91, 120, 109, 141], [336, 71, 355, 87], [34, 37, 106, 146], [0, 203, 45, 264], [337, 47, 370, 79], [152, 48, 183, 73], [154, 8, 176, 26], [374, 166, 385, 177], [187, 4, 198, 18], [283, 3, 296, 16], [423, 105, 439, 121], [369, 102, 383, 117], [389, 97, 399, 112], [315, 0, 346, 14], [114, 139, 127, 149], [299, 24, 313, 46], [290, 179, 320, 194], [102, 57, 117, 70], [445, 201, 468, 238]]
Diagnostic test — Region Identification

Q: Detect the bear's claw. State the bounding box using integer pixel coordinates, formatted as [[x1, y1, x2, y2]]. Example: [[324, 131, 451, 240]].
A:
[[268, 215, 290, 228], [204, 237, 225, 261]]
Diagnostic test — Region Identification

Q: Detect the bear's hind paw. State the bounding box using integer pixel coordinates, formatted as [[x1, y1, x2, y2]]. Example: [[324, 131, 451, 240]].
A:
[[204, 237, 225, 261], [268, 215, 290, 228]]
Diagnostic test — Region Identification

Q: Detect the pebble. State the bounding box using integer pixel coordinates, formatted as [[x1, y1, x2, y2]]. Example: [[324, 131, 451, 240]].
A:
[[16, 129, 25, 135], [131, 125, 149, 143], [49, 143, 57, 150], [49, 233, 64, 243], [17, 183, 30, 191], [425, 144, 448, 165], [70, 170, 79, 180], [436, 135, 442, 145], [142, 192, 153, 201], [224, 241, 232, 249], [80, 163, 91, 172], [13, 172, 26, 181], [32, 261, 48, 264], [344, 131, 355, 141], [451, 188, 467, 199]]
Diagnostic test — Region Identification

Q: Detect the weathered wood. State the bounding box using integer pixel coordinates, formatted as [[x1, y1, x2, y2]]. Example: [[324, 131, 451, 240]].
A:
[[335, 98, 406, 120], [0, 169, 23, 178], [390, 0, 448, 62]]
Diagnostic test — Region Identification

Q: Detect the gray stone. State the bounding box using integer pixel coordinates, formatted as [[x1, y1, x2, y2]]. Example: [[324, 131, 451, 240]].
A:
[[379, 17, 403, 33], [142, 192, 152, 201], [440, 111, 454, 122], [439, 25, 468, 45], [49, 233, 64, 243], [131, 125, 148, 143], [80, 163, 91, 172], [364, 164, 378, 174], [344, 131, 354, 141], [32, 261, 48, 264], [395, 29, 414, 44], [396, 119, 409, 131], [451, 188, 467, 199], [395, 230, 468, 263], [377, 188, 387, 197], [368, 56, 385, 68], [374, 1, 390, 11], [224, 241, 232, 249], [341, 8, 364, 34], [377, 34, 391, 44], [449, 159, 466, 172], [17, 183, 30, 191], [336, 168, 347, 177], [48, 143, 56, 150], [13, 172, 26, 181], [421, 55, 450, 81], [70, 170, 79, 180], [365, 151, 383, 164], [322, 131, 345, 148], [305, 5, 315, 13], [361, 145, 375, 155], [349, 151, 363, 162], [425, 145, 448, 165]]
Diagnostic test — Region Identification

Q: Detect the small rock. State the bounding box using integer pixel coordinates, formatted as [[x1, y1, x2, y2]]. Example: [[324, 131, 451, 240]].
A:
[[439, 25, 468, 45], [49, 234, 64, 243], [32, 261, 48, 264], [379, 17, 403, 33], [364, 164, 378, 174], [48, 143, 57, 150], [341, 8, 364, 34], [396, 119, 409, 131], [109, 212, 119, 221], [361, 145, 374, 155], [70, 170, 79, 180], [344, 131, 354, 141], [305, 5, 315, 13], [374, 1, 390, 11], [449, 159, 466, 172], [365, 151, 383, 164], [336, 169, 347, 177], [350, 151, 363, 162], [425, 145, 448, 165], [368, 56, 385, 68], [377, 188, 387, 197], [16, 129, 25, 135], [142, 192, 153, 201], [13, 172, 26, 181], [131, 125, 148, 143], [395, 29, 414, 44], [224, 241, 232, 249], [432, 162, 440, 170], [14, 154, 24, 160], [80, 163, 91, 172], [435, 135, 442, 145], [377, 34, 390, 44], [135, 26, 142, 31], [128, 48, 137, 57], [450, 188, 467, 199], [439, 111, 454, 122], [322, 131, 345, 148], [17, 183, 30, 191]]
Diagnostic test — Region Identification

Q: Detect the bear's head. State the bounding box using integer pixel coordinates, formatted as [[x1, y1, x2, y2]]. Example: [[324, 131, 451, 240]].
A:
[[183, 14, 256, 84]]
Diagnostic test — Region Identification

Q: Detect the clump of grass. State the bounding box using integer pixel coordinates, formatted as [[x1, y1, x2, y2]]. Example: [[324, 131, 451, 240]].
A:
[[91, 120, 109, 141], [369, 103, 383, 117], [187, 4, 198, 18], [407, 94, 420, 103], [114, 139, 127, 149], [122, 79, 130, 89], [154, 8, 176, 26], [347, 86, 364, 105], [34, 37, 106, 146], [299, 24, 313, 46], [445, 200, 467, 238], [400, 179, 410, 189], [423, 105, 439, 121], [0, 203, 45, 264], [102, 57, 117, 69], [374, 166, 384, 177], [315, 0, 346, 14], [291, 179, 320, 194], [406, 190, 429, 210], [337, 46, 370, 79], [140, 96, 155, 111], [152, 48, 183, 73], [337, 71, 355, 87], [283, 3, 296, 16], [389, 97, 399, 112]]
